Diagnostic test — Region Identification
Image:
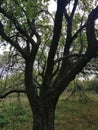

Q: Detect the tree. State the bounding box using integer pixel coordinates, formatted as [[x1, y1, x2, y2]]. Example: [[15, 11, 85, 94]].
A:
[[0, 0, 98, 130]]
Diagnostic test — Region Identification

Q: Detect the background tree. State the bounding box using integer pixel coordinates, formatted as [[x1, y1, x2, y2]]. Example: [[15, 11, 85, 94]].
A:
[[0, 0, 98, 130]]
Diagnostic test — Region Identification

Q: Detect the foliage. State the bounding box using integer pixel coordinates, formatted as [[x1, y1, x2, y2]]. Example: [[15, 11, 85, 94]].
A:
[[86, 79, 98, 93], [0, 0, 98, 129]]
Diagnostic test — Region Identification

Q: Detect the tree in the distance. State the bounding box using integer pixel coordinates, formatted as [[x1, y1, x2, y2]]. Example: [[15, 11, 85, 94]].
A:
[[0, 0, 98, 130]]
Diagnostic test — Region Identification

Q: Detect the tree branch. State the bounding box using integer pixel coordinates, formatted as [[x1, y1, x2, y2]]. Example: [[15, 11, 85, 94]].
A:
[[71, 23, 86, 42], [43, 0, 67, 85], [86, 6, 98, 58], [54, 53, 84, 64], [49, 6, 98, 98], [0, 7, 36, 46], [0, 89, 25, 99], [0, 21, 26, 59], [71, 0, 78, 18]]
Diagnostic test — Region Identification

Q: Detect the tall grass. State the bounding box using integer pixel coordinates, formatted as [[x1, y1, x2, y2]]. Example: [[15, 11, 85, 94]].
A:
[[0, 93, 98, 130], [0, 94, 32, 130]]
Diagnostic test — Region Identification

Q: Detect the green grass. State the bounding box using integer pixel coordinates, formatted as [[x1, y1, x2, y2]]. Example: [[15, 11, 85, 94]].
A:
[[0, 95, 32, 130], [55, 100, 98, 130], [0, 93, 98, 130]]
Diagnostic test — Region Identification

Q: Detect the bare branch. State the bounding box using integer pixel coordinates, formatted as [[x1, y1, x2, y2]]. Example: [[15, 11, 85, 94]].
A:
[[54, 53, 84, 64], [71, 0, 78, 18], [0, 89, 25, 99], [71, 23, 86, 42], [44, 0, 67, 85]]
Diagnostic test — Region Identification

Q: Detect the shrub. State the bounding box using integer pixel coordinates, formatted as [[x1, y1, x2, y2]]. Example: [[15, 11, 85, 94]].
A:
[[87, 79, 98, 93]]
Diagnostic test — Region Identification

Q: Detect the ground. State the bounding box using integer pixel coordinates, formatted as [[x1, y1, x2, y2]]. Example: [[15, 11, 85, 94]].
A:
[[0, 92, 98, 130]]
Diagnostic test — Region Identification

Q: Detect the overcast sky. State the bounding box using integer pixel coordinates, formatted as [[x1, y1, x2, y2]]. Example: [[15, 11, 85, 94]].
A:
[[48, 0, 57, 13]]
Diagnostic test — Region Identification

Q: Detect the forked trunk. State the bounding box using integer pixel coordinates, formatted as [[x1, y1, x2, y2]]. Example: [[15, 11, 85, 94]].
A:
[[25, 61, 58, 130]]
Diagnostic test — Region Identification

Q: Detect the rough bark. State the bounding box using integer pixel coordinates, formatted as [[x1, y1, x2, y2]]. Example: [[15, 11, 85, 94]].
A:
[[24, 60, 58, 130], [33, 102, 57, 130]]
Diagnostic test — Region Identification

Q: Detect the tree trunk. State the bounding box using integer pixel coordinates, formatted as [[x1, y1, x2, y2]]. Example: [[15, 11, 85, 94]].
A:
[[24, 61, 58, 130], [33, 100, 57, 130]]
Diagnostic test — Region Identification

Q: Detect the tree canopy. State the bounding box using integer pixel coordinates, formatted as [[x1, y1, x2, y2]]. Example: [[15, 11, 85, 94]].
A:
[[0, 0, 98, 130]]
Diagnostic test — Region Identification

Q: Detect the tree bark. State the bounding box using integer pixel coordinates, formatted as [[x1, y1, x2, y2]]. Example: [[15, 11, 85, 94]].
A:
[[33, 104, 56, 130], [24, 60, 58, 130], [31, 96, 57, 130]]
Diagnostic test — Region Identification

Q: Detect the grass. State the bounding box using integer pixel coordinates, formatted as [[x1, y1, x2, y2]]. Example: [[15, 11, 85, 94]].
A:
[[55, 100, 98, 130], [0, 94, 32, 130], [0, 93, 98, 130]]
